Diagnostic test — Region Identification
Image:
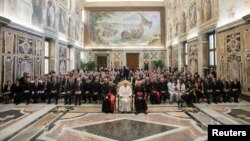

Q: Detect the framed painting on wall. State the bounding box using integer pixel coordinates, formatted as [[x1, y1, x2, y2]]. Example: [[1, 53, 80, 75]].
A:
[[84, 7, 165, 46]]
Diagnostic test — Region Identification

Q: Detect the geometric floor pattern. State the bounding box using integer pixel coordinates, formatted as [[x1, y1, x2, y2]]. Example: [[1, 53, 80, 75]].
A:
[[0, 102, 249, 141]]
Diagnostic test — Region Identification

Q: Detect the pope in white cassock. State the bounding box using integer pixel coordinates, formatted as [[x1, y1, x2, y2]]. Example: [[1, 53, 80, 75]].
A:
[[118, 80, 132, 112]]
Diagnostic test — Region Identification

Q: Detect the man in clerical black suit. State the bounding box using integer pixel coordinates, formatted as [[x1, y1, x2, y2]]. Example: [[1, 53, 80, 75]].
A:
[[31, 77, 40, 103], [82, 79, 92, 103], [92, 79, 101, 103], [23, 77, 33, 105], [158, 78, 168, 103], [64, 77, 74, 105], [48, 77, 60, 104]]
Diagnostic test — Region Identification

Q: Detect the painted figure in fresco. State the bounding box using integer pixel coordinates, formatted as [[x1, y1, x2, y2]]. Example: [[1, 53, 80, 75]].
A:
[[68, 17, 75, 38], [47, 0, 55, 28], [189, 2, 197, 28], [32, 0, 43, 24], [75, 20, 80, 40], [121, 15, 151, 41], [59, 9, 66, 33], [180, 12, 186, 33], [202, 0, 212, 22], [190, 59, 197, 75], [59, 60, 66, 74]]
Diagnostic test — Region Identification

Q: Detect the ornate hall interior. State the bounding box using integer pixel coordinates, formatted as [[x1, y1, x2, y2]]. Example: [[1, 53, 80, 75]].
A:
[[0, 0, 250, 141]]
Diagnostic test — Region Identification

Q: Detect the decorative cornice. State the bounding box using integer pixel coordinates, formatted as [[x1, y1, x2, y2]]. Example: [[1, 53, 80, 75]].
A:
[[187, 36, 198, 43], [0, 16, 11, 26], [242, 14, 250, 23], [216, 19, 245, 33]]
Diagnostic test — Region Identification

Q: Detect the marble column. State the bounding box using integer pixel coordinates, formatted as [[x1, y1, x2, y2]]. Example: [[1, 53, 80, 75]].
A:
[[70, 47, 75, 71], [166, 46, 171, 69], [80, 50, 85, 64], [0, 17, 11, 96], [199, 34, 209, 75], [178, 43, 184, 71]]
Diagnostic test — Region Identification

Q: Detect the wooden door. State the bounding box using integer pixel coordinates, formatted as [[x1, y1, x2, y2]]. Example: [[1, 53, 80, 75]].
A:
[[97, 56, 107, 68], [126, 53, 139, 70]]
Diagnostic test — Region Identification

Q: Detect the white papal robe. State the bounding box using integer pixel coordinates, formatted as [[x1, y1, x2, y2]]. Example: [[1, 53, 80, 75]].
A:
[[118, 86, 132, 112]]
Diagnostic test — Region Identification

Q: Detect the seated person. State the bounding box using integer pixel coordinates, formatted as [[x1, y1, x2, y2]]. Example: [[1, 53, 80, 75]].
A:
[[3, 80, 12, 104], [176, 79, 186, 107], [118, 80, 132, 113]]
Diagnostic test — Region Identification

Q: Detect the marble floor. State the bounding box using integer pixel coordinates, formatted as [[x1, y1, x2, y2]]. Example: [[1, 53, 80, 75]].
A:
[[0, 102, 249, 141]]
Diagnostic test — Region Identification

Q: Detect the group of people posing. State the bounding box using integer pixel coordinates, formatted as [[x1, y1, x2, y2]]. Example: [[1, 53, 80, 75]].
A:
[[2, 67, 241, 114]]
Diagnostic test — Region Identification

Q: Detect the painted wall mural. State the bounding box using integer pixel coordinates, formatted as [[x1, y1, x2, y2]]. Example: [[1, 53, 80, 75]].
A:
[[32, 0, 43, 26], [86, 10, 162, 46], [59, 7, 68, 34], [201, 0, 212, 22], [46, 0, 56, 29], [60, 0, 68, 8], [68, 16, 75, 38], [189, 58, 198, 75], [59, 45, 68, 74], [188, 42, 198, 75], [59, 60, 66, 74], [189, 2, 197, 29], [179, 11, 186, 33], [218, 0, 246, 27]]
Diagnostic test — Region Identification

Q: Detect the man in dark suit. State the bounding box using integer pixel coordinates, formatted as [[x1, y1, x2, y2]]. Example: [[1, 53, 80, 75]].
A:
[[31, 77, 40, 103], [92, 79, 101, 103], [64, 77, 74, 105], [23, 77, 33, 105], [74, 78, 82, 106], [221, 77, 230, 102], [158, 78, 168, 103], [82, 79, 92, 103], [230, 78, 241, 103], [203, 77, 212, 104], [48, 77, 60, 104]]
